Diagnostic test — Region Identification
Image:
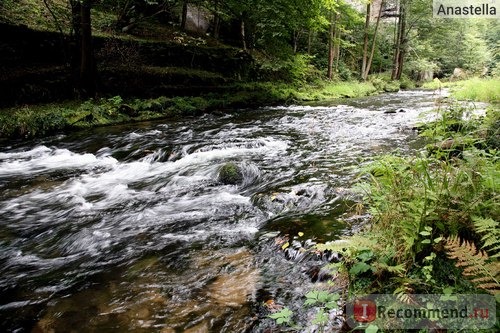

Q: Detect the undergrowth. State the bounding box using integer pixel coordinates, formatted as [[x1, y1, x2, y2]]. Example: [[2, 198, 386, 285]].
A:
[[0, 80, 383, 140]]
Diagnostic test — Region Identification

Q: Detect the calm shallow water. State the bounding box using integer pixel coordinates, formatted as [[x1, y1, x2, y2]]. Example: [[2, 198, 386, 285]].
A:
[[0, 90, 443, 332]]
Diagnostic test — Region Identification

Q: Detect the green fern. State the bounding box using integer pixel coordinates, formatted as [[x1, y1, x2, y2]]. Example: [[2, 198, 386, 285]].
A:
[[316, 236, 378, 254], [473, 216, 500, 257], [445, 236, 500, 295]]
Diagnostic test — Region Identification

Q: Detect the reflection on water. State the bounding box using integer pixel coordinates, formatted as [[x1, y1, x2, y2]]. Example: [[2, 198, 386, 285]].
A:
[[0, 90, 443, 332]]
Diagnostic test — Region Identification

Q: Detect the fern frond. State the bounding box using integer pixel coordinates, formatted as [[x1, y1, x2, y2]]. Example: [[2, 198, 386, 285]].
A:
[[394, 283, 416, 305], [473, 216, 500, 252], [316, 235, 379, 254], [445, 236, 500, 295]]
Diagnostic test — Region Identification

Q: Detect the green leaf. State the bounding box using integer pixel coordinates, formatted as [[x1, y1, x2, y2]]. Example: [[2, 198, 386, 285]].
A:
[[318, 291, 330, 303], [366, 324, 379, 333], [421, 239, 431, 244], [349, 262, 372, 275], [305, 290, 319, 299], [325, 300, 338, 309], [433, 237, 443, 243], [269, 307, 293, 325], [357, 250, 374, 262], [312, 309, 329, 325], [419, 231, 431, 236]]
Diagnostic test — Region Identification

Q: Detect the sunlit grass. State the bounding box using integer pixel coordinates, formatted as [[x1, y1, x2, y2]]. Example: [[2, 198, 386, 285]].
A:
[[451, 78, 500, 103], [296, 81, 378, 100], [423, 77, 500, 103]]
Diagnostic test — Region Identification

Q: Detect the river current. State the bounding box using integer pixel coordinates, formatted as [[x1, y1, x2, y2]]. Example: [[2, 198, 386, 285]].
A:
[[0, 90, 443, 332]]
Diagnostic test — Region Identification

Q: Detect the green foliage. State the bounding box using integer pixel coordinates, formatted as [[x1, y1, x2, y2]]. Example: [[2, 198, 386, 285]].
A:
[[369, 74, 400, 92], [312, 308, 328, 327], [349, 261, 372, 275], [419, 103, 480, 144], [422, 78, 445, 90], [423, 78, 500, 104], [358, 149, 498, 264], [268, 307, 293, 325], [450, 78, 500, 103], [410, 17, 496, 77], [303, 290, 339, 331], [0, 104, 71, 138], [255, 53, 322, 84], [0, 0, 72, 32], [304, 290, 339, 309], [473, 217, 500, 257], [398, 75, 417, 89]]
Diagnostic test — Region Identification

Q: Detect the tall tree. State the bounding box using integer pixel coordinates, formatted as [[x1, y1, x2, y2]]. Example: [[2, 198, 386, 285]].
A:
[[180, 0, 188, 30], [327, 10, 336, 79], [361, 1, 371, 79], [78, 0, 96, 97], [362, 0, 384, 80], [391, 0, 405, 80]]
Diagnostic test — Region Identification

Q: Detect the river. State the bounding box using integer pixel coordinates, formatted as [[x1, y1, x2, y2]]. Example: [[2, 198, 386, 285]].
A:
[[0, 90, 442, 332]]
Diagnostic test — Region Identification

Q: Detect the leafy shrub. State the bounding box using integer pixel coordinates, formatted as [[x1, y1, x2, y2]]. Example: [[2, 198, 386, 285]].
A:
[[256, 53, 322, 84]]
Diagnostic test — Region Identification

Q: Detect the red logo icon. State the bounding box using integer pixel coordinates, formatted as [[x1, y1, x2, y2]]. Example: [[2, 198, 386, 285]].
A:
[[353, 300, 377, 322]]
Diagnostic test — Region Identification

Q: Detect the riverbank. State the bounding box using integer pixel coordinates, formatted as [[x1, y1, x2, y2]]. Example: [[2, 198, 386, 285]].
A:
[[423, 77, 500, 103], [311, 84, 500, 330], [0, 80, 383, 140]]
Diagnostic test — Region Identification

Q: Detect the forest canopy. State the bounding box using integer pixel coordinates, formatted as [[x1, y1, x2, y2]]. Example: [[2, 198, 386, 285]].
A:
[[0, 0, 498, 98]]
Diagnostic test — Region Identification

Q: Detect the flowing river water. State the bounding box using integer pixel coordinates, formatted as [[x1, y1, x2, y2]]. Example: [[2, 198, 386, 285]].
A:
[[0, 90, 444, 332]]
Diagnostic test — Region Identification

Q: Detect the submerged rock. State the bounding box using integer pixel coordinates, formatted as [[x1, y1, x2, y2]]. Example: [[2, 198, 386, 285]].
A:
[[218, 162, 243, 185]]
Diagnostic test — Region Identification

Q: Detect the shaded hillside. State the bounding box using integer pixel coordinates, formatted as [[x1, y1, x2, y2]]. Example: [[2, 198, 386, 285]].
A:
[[0, 22, 256, 107]]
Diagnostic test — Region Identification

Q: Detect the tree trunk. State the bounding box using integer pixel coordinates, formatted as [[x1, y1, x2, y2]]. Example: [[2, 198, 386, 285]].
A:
[[391, 0, 406, 80], [363, 0, 384, 80], [395, 2, 406, 80], [240, 18, 247, 50], [70, 0, 81, 46], [361, 3, 371, 80], [69, 0, 81, 87], [213, 14, 220, 38], [292, 30, 299, 53], [334, 16, 340, 72], [307, 30, 313, 55], [391, 2, 401, 80], [79, 0, 96, 98], [327, 11, 335, 80], [212, 0, 220, 39], [181, 1, 188, 30]]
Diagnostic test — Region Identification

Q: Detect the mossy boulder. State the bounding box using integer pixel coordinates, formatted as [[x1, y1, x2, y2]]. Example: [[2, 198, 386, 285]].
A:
[[218, 162, 243, 185]]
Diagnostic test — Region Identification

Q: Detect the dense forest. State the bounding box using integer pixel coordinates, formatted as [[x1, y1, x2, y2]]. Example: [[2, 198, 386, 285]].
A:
[[0, 0, 498, 101], [0, 1, 499, 332]]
